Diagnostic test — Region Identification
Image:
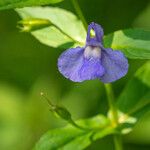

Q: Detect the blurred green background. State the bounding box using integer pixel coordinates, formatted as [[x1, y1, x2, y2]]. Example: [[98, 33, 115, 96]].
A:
[[0, 0, 150, 149]]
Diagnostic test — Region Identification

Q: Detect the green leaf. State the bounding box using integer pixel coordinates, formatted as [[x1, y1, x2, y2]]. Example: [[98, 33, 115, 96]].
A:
[[114, 61, 150, 134], [16, 7, 86, 48], [0, 0, 63, 10], [117, 61, 150, 119], [104, 29, 150, 59], [34, 115, 114, 150]]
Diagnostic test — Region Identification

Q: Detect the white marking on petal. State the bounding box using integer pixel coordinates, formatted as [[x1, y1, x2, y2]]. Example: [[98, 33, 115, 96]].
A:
[[84, 46, 92, 58], [84, 46, 101, 59], [92, 47, 101, 58]]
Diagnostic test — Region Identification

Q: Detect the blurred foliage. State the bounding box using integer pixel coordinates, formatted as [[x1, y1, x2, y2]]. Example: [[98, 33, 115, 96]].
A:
[[0, 0, 150, 150]]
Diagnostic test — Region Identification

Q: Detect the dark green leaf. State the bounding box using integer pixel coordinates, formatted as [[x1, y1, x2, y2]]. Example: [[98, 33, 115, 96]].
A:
[[16, 7, 86, 48], [117, 61, 150, 118], [34, 115, 114, 150], [112, 62, 150, 134], [104, 29, 150, 59], [0, 0, 63, 10]]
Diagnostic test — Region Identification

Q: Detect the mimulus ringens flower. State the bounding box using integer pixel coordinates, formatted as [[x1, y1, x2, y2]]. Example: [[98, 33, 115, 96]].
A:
[[58, 22, 128, 83]]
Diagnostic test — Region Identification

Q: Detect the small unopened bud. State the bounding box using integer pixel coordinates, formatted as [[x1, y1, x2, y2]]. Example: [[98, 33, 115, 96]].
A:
[[54, 106, 72, 121], [40, 92, 88, 130], [17, 18, 51, 32], [40, 92, 71, 121]]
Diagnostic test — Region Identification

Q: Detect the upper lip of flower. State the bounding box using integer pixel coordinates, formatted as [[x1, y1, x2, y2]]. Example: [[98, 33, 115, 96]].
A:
[[58, 22, 129, 83]]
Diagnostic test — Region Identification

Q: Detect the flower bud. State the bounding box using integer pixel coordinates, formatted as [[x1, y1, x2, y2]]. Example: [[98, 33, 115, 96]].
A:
[[17, 18, 51, 32], [40, 92, 72, 121], [40, 92, 88, 130], [53, 106, 72, 121]]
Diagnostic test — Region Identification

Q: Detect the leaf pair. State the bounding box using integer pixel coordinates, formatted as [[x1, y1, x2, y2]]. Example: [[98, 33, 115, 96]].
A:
[[34, 115, 114, 150]]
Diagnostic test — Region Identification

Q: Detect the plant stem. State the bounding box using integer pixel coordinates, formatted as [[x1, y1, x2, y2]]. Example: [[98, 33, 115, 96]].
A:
[[71, 0, 88, 30], [104, 84, 118, 126], [70, 1, 123, 149], [104, 84, 123, 150], [114, 135, 123, 150]]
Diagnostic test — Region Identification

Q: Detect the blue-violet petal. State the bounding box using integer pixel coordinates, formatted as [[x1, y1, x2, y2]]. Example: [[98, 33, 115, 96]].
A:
[[100, 48, 129, 83], [58, 47, 105, 82]]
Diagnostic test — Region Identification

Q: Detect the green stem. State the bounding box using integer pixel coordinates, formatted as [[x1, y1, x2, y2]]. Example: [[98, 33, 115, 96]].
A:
[[114, 135, 123, 150], [69, 119, 90, 131], [104, 84, 118, 125], [70, 1, 123, 149], [104, 84, 123, 150], [71, 0, 88, 30]]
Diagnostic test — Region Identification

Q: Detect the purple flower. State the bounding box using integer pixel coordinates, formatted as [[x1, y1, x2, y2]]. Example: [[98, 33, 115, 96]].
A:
[[58, 22, 128, 83]]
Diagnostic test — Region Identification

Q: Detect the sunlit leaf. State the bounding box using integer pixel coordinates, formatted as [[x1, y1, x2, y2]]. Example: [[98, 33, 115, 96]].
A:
[[16, 7, 86, 48], [104, 29, 150, 59], [0, 0, 63, 10]]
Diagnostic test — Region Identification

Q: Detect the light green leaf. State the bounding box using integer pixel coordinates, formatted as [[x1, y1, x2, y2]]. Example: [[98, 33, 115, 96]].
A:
[[104, 29, 150, 59], [117, 61, 150, 119], [31, 26, 75, 48], [34, 115, 114, 150], [0, 0, 63, 10], [16, 7, 86, 48]]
